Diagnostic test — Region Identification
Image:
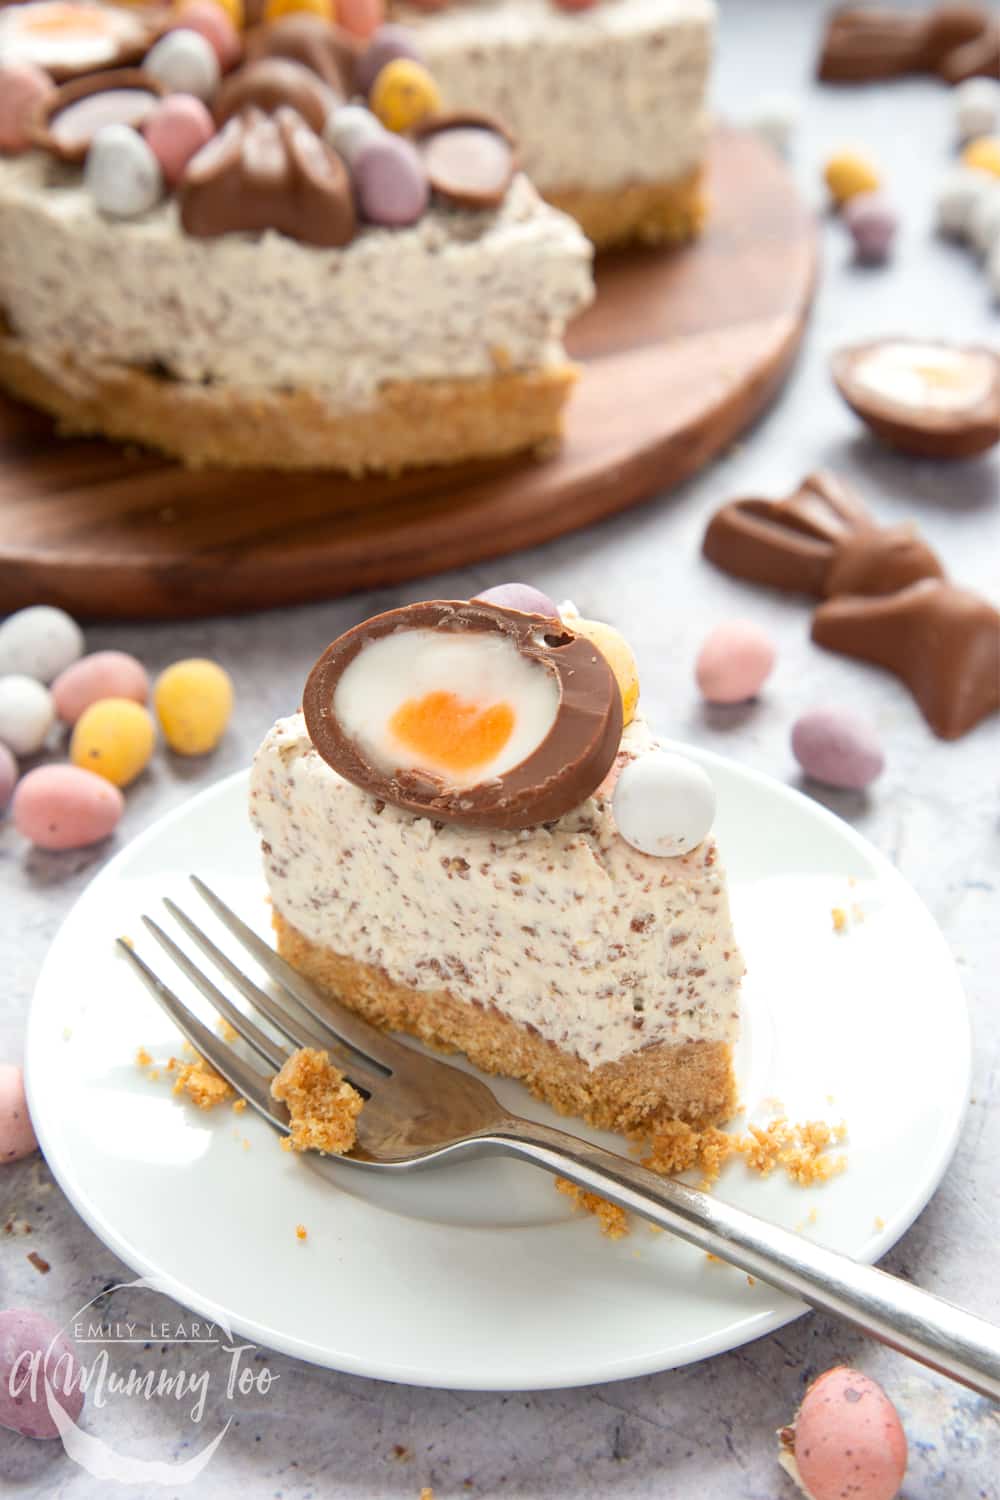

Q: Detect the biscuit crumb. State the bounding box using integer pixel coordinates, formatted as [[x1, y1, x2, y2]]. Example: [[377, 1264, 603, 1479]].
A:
[[420, 1489, 434, 1500], [216, 1017, 240, 1043], [875, 1215, 886, 1231], [271, 1048, 364, 1155], [118, 935, 135, 950], [173, 1054, 233, 1110], [832, 906, 847, 932], [555, 1178, 630, 1239], [233, 1098, 247, 1114], [295, 1224, 307, 1241], [135, 1047, 153, 1068], [27, 1251, 50, 1274]]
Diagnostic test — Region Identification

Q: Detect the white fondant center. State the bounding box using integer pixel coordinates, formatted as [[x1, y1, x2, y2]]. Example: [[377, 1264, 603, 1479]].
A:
[[853, 342, 994, 412]]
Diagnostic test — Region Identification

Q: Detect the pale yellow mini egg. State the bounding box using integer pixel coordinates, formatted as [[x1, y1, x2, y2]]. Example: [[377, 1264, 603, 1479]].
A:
[[823, 150, 881, 205], [264, 0, 333, 22], [569, 617, 639, 728], [70, 698, 156, 787], [961, 136, 1000, 178], [370, 58, 441, 133], [154, 658, 234, 755]]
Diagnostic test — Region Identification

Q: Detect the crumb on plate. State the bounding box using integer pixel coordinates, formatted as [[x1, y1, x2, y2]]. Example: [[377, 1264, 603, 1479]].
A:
[[271, 1047, 364, 1155], [832, 906, 847, 932], [296, 1224, 307, 1241], [555, 1178, 630, 1239], [173, 1053, 233, 1110]]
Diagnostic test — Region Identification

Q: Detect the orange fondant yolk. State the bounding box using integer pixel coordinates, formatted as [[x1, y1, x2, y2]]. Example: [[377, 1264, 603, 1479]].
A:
[[389, 690, 515, 772]]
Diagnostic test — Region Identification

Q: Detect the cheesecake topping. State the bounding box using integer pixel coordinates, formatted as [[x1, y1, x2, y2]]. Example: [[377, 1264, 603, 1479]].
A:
[[302, 599, 623, 829]]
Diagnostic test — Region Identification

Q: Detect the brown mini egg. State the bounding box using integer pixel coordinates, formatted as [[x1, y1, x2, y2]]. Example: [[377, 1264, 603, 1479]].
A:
[[302, 599, 623, 830]]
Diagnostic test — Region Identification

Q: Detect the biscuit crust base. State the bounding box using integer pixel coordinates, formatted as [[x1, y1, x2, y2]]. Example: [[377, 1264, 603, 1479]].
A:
[[0, 326, 577, 473], [273, 909, 738, 1134], [545, 167, 707, 250]]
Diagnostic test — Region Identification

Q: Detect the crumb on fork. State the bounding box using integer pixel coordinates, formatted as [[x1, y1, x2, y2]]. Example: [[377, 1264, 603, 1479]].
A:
[[271, 1047, 364, 1156], [555, 1178, 630, 1239]]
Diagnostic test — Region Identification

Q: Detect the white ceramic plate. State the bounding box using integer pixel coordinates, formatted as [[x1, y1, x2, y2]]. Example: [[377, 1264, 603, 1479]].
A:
[[26, 745, 971, 1391]]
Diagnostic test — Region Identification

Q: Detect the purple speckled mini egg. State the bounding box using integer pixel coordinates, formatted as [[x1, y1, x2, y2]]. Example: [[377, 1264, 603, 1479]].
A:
[[355, 23, 422, 96], [0, 1309, 84, 1439], [792, 707, 884, 790], [844, 192, 898, 263], [354, 135, 428, 227], [473, 583, 560, 618]]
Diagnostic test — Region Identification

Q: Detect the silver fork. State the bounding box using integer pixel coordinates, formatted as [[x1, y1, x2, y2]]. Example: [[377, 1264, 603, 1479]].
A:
[[118, 875, 1000, 1402]]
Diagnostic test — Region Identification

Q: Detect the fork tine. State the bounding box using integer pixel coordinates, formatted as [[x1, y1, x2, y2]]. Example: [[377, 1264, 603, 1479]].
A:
[[115, 938, 289, 1133], [143, 916, 288, 1072], [161, 900, 382, 1095], [190, 875, 411, 1074]]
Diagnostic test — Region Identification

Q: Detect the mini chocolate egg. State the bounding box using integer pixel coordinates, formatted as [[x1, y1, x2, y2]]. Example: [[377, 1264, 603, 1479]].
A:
[[934, 164, 993, 240], [747, 90, 799, 154], [12, 764, 124, 849], [0, 62, 54, 152], [153, 657, 233, 754], [338, 0, 384, 39], [369, 57, 440, 133], [167, 1, 242, 70], [0, 1064, 37, 1163], [568, 616, 640, 727], [844, 191, 897, 263], [831, 338, 1000, 459], [0, 1, 153, 80], [143, 93, 215, 185], [355, 23, 422, 95], [695, 621, 775, 704], [824, 149, 881, 206], [0, 1309, 84, 1439], [781, 1367, 907, 1500], [84, 122, 163, 218], [955, 77, 1000, 143], [145, 28, 221, 101], [968, 181, 1000, 257], [302, 599, 623, 830], [51, 650, 149, 725], [473, 583, 560, 618], [354, 135, 428, 225], [0, 605, 83, 682], [323, 102, 386, 164], [792, 707, 884, 790], [0, 743, 17, 812], [0, 676, 55, 756], [70, 697, 156, 786], [612, 750, 716, 858], [962, 135, 1000, 179]]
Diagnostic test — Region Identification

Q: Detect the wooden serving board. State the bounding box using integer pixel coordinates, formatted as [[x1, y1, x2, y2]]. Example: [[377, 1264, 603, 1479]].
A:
[[0, 127, 817, 621]]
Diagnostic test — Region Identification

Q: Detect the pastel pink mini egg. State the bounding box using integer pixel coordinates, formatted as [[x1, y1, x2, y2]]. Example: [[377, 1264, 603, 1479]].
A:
[[143, 94, 215, 186], [0, 1309, 84, 1439], [791, 1367, 907, 1500], [0, 742, 17, 812], [0, 63, 54, 153], [0, 1064, 37, 1164], [338, 0, 385, 40], [792, 707, 884, 790], [51, 650, 149, 725], [12, 764, 124, 851], [169, 1, 242, 71], [473, 582, 560, 618], [695, 620, 776, 703]]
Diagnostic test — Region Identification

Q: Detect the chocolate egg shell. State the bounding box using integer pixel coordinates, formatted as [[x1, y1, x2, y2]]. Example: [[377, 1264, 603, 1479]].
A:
[[214, 56, 337, 131], [30, 68, 167, 163], [413, 112, 516, 209], [832, 338, 1000, 459], [302, 599, 623, 830]]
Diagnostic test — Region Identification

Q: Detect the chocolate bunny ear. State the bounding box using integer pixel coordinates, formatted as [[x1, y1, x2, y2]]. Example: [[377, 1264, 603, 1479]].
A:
[[702, 471, 945, 599], [702, 472, 877, 597]]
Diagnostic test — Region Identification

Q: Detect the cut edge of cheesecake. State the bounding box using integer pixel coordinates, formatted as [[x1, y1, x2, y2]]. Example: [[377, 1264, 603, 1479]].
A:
[[0, 327, 579, 474], [273, 907, 738, 1133]]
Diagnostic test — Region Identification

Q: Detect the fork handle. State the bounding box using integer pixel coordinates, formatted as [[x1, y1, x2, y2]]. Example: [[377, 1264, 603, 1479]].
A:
[[488, 1118, 1000, 1402]]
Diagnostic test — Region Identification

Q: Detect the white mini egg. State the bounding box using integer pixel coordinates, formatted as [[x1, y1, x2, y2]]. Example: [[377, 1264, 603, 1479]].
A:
[[954, 77, 1000, 144], [747, 90, 799, 154], [0, 605, 83, 682], [612, 750, 716, 858], [144, 28, 220, 102], [968, 181, 1000, 257], [934, 165, 993, 240], [0, 676, 55, 756], [324, 103, 386, 164], [84, 123, 163, 218]]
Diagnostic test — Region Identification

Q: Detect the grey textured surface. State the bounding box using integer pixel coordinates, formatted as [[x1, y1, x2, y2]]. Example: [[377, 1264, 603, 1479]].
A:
[[2, 0, 999, 1494]]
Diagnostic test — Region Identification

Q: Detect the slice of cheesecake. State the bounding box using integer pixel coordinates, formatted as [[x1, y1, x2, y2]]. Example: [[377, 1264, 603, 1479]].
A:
[[250, 711, 742, 1133]]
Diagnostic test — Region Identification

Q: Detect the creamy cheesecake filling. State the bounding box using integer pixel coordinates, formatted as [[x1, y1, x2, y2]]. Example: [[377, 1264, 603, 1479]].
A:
[[398, 0, 715, 193], [0, 159, 592, 404], [250, 714, 743, 1067]]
